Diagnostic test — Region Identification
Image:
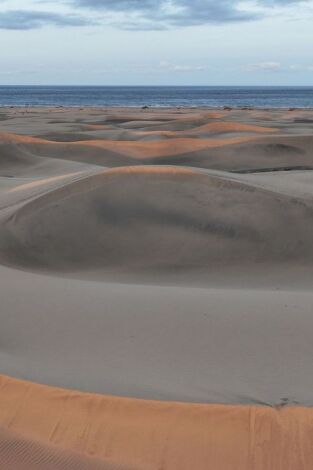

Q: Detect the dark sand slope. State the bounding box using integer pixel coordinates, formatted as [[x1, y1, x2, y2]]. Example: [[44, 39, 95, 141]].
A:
[[1, 166, 313, 279], [2, 107, 313, 469]]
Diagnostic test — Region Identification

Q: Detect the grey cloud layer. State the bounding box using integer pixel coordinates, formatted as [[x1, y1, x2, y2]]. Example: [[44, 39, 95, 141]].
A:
[[0, 0, 306, 30], [0, 10, 93, 29], [73, 0, 255, 26], [71, 0, 306, 28]]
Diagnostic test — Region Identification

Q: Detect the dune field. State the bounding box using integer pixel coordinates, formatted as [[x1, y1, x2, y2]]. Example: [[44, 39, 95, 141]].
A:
[[1, 106, 313, 468]]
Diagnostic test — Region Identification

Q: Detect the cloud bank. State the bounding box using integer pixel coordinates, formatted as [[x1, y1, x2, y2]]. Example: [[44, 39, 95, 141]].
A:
[[0, 0, 308, 30], [71, 0, 305, 29], [0, 10, 92, 30]]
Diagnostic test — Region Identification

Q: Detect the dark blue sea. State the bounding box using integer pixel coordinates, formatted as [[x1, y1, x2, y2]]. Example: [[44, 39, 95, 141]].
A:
[[0, 86, 313, 108]]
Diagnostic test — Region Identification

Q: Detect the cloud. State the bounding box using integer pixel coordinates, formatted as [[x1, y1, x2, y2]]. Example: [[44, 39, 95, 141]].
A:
[[0, 0, 308, 31], [71, 0, 256, 28], [0, 10, 94, 30], [159, 61, 206, 72], [245, 62, 313, 72], [68, 0, 308, 29], [0, 69, 39, 76], [245, 62, 283, 71]]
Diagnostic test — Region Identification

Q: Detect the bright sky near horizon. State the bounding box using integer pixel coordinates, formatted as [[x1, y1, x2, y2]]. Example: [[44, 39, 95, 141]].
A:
[[0, 0, 312, 85]]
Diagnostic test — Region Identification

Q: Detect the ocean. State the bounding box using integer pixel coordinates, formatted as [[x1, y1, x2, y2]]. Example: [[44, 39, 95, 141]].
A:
[[0, 86, 313, 108]]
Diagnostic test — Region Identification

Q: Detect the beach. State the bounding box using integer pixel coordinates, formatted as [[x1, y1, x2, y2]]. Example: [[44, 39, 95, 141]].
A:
[[1, 106, 313, 468]]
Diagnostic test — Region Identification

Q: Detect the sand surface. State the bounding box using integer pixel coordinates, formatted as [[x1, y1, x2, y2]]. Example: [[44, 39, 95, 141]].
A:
[[2, 375, 313, 470], [1, 106, 313, 468]]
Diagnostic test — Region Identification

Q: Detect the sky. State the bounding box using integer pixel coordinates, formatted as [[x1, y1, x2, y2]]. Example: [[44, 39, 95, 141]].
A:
[[0, 0, 312, 85]]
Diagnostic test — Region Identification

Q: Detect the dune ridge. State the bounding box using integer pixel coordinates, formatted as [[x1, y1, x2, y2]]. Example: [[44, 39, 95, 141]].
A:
[[1, 164, 313, 276]]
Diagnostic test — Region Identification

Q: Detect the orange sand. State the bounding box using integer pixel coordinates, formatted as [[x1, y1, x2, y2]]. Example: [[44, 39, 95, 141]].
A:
[[183, 121, 277, 134], [71, 136, 256, 158], [0, 132, 50, 144], [135, 121, 277, 139], [0, 131, 256, 159], [1, 375, 313, 470]]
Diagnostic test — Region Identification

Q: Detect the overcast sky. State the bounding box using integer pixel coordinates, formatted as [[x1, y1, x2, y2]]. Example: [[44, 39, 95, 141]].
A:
[[0, 0, 312, 85]]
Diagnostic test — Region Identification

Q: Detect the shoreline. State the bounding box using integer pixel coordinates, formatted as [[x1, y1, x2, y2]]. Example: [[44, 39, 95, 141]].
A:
[[2, 105, 313, 110]]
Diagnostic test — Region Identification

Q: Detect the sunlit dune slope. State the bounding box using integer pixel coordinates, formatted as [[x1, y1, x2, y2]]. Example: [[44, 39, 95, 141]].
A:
[[0, 427, 136, 470], [1, 375, 313, 470]]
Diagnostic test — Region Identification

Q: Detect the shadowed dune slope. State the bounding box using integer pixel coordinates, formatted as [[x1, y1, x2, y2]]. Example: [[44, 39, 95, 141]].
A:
[[2, 375, 313, 470], [0, 138, 101, 178], [0, 141, 44, 174], [1, 166, 313, 275], [148, 136, 313, 171]]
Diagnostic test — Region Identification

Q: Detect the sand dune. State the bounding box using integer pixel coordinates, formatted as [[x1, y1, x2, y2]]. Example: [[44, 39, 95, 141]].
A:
[[76, 136, 252, 157], [2, 107, 313, 469], [150, 136, 313, 172], [1, 165, 313, 276], [0, 130, 255, 156], [128, 121, 277, 141], [2, 263, 313, 405], [162, 121, 277, 136], [2, 375, 313, 470], [0, 141, 43, 173], [1, 115, 313, 173]]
